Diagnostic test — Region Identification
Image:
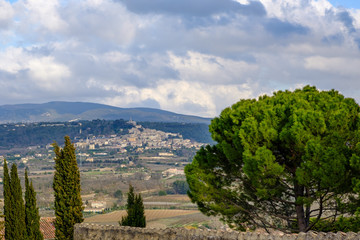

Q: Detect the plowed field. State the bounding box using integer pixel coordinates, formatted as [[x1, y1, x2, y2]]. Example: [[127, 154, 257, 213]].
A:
[[84, 209, 200, 224]]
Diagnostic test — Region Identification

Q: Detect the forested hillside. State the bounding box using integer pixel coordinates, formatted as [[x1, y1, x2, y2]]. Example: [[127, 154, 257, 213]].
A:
[[0, 120, 212, 149], [0, 120, 132, 149]]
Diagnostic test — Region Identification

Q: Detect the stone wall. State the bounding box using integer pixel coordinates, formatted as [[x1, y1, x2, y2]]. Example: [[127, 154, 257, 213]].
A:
[[74, 223, 360, 240]]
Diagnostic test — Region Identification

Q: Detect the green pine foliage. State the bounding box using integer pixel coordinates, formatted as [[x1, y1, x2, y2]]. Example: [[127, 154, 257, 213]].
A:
[[53, 136, 83, 240], [185, 86, 360, 232], [311, 215, 360, 232], [25, 169, 44, 240], [119, 185, 146, 228]]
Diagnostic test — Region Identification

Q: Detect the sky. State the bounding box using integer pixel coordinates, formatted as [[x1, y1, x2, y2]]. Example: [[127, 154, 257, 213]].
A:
[[328, 0, 360, 9], [0, 0, 360, 118]]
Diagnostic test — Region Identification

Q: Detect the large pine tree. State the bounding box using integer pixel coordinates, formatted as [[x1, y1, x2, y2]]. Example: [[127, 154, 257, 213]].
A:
[[53, 136, 83, 240], [25, 169, 44, 240], [9, 163, 27, 239], [119, 185, 146, 228]]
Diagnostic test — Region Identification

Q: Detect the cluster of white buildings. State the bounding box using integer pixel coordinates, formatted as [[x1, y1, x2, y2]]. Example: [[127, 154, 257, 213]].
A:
[[74, 122, 204, 152]]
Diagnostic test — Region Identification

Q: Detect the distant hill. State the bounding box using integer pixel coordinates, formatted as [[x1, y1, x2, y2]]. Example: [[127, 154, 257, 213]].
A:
[[0, 102, 211, 124], [0, 119, 213, 149]]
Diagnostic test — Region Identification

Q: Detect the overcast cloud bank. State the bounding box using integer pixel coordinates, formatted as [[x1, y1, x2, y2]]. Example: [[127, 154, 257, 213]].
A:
[[0, 0, 359, 117]]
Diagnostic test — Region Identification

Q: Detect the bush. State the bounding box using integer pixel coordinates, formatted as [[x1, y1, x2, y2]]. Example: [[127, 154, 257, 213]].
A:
[[172, 180, 189, 194], [114, 190, 123, 201], [158, 190, 167, 196], [166, 189, 176, 195], [311, 216, 360, 232]]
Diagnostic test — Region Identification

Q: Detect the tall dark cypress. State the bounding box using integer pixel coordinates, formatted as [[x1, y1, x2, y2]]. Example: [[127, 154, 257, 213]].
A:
[[53, 136, 83, 240], [25, 169, 44, 240], [119, 185, 135, 226], [119, 185, 146, 228], [3, 159, 11, 240], [9, 163, 27, 239], [134, 194, 146, 228]]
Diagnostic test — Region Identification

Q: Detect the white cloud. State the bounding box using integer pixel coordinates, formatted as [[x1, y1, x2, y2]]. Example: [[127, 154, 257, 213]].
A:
[[99, 80, 254, 117], [169, 51, 258, 84], [102, 51, 132, 63], [27, 56, 71, 90], [0, 47, 26, 73], [304, 56, 360, 76], [259, 0, 333, 20], [61, 0, 141, 46], [351, 9, 360, 28], [259, 0, 347, 39], [0, 47, 71, 91], [19, 0, 67, 32], [0, 0, 14, 29]]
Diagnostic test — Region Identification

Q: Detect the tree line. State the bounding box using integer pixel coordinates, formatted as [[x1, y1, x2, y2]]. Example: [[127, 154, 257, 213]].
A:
[[0, 120, 212, 149], [0, 119, 132, 148], [3, 135, 146, 239], [3, 162, 43, 240], [3, 136, 83, 240]]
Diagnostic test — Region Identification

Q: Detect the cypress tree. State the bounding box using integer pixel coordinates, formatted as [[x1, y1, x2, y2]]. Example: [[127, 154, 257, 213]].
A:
[[119, 185, 135, 226], [9, 163, 27, 239], [0, 211, 4, 240], [133, 194, 146, 228], [25, 169, 44, 240], [3, 159, 11, 240], [119, 185, 146, 228], [53, 136, 83, 240]]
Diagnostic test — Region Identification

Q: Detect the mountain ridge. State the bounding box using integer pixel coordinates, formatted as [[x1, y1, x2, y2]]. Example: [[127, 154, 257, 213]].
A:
[[0, 101, 212, 124]]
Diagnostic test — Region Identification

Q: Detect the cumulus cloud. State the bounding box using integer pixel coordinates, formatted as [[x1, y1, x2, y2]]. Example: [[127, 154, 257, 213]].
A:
[[0, 0, 360, 117], [27, 56, 71, 90], [0, 47, 71, 93], [0, 0, 14, 29], [304, 56, 360, 77], [98, 80, 254, 117], [61, 0, 140, 46], [168, 51, 258, 84], [21, 0, 67, 32]]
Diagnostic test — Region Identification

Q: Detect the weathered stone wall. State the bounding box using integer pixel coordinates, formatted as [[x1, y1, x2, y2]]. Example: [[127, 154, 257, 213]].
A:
[[74, 223, 360, 240]]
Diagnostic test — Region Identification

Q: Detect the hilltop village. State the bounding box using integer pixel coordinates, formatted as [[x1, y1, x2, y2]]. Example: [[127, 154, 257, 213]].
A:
[[0, 120, 205, 165], [74, 120, 204, 158]]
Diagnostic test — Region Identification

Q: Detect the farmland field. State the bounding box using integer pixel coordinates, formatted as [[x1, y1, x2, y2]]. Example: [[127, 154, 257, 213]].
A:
[[84, 209, 225, 229], [144, 194, 191, 202], [85, 209, 199, 223]]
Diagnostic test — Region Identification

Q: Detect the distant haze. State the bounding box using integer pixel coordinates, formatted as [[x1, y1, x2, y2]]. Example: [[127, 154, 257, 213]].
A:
[[0, 102, 211, 124]]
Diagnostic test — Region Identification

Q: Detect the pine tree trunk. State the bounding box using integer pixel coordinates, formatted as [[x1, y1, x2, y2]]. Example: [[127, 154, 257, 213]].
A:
[[294, 183, 307, 232]]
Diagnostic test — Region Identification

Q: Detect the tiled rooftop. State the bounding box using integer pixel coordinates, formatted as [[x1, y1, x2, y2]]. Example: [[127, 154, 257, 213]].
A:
[[0, 217, 55, 240], [40, 217, 55, 240]]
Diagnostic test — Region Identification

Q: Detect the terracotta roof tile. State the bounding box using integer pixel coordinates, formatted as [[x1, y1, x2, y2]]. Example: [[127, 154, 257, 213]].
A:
[[40, 217, 56, 240], [0, 217, 56, 240]]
